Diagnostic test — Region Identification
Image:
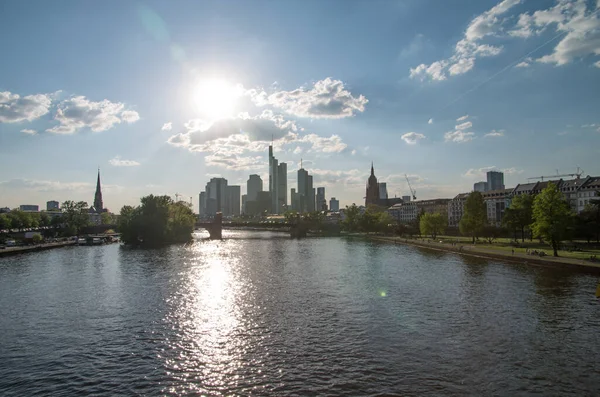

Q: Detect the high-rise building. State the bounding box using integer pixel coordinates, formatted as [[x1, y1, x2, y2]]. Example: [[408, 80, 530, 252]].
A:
[[378, 183, 388, 200], [46, 200, 60, 211], [474, 181, 487, 192], [290, 188, 298, 212], [316, 187, 326, 211], [19, 204, 39, 212], [278, 162, 287, 213], [199, 192, 206, 217], [365, 163, 380, 206], [308, 176, 315, 212], [241, 194, 247, 214], [247, 174, 263, 202], [487, 171, 505, 191], [93, 169, 104, 213], [296, 166, 315, 213], [225, 185, 241, 216], [329, 197, 339, 212], [204, 177, 227, 216], [402, 195, 411, 203]]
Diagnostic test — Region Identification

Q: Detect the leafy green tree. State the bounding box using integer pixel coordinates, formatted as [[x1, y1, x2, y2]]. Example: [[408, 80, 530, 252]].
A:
[[342, 204, 361, 232], [100, 212, 113, 225], [29, 212, 40, 228], [577, 201, 600, 243], [61, 201, 90, 235], [32, 234, 43, 244], [8, 210, 31, 230], [531, 183, 574, 257], [119, 195, 196, 246], [376, 211, 394, 234], [420, 212, 447, 239], [414, 208, 426, 238], [39, 212, 51, 227], [359, 208, 379, 232], [0, 214, 12, 230], [459, 191, 487, 243], [482, 225, 504, 244], [502, 194, 533, 242]]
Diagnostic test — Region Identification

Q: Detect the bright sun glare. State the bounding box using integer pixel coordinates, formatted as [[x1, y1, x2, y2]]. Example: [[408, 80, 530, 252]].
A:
[[192, 78, 241, 121]]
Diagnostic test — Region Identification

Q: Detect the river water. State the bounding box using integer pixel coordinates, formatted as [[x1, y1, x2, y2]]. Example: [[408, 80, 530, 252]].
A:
[[0, 230, 599, 396]]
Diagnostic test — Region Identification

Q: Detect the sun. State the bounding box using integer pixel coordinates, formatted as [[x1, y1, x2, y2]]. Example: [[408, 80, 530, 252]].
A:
[[191, 78, 241, 121]]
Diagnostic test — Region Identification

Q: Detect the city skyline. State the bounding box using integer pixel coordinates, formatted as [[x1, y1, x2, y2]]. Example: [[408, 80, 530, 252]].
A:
[[1, 0, 600, 210]]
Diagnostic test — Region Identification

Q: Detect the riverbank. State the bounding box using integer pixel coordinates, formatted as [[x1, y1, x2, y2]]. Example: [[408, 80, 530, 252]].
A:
[[0, 241, 77, 257], [371, 236, 600, 273]]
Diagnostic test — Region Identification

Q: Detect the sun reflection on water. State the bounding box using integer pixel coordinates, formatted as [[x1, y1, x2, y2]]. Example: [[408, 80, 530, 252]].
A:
[[162, 239, 249, 395]]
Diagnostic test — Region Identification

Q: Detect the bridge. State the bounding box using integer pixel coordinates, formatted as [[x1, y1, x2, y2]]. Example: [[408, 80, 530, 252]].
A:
[[195, 213, 223, 239]]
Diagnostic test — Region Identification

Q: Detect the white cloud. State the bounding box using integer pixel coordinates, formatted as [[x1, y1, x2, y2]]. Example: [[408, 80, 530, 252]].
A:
[[121, 110, 140, 123], [455, 121, 473, 130], [456, 115, 469, 121], [428, 118, 433, 124], [511, 0, 600, 67], [463, 166, 497, 178], [109, 156, 140, 167], [20, 129, 37, 135], [445, 130, 475, 143], [161, 122, 172, 131], [410, 0, 520, 81], [411, 0, 600, 80], [47, 96, 139, 134], [401, 132, 426, 145], [167, 111, 348, 170], [246, 77, 368, 119], [351, 149, 357, 155], [0, 178, 93, 192], [0, 91, 52, 123], [485, 129, 505, 137], [502, 167, 523, 174]]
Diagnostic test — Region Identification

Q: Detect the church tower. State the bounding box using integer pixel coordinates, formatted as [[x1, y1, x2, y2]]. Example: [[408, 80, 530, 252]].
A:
[[365, 162, 380, 206], [94, 169, 103, 213]]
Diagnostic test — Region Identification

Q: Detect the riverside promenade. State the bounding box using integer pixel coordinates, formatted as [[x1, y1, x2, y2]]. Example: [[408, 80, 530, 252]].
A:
[[0, 241, 77, 257], [372, 236, 600, 273]]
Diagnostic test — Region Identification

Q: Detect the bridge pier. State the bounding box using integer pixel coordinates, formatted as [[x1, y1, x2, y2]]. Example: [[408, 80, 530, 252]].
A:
[[195, 212, 222, 239]]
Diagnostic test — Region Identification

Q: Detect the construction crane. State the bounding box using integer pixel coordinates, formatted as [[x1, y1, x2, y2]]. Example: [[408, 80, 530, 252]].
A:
[[527, 167, 585, 182], [405, 174, 417, 200]]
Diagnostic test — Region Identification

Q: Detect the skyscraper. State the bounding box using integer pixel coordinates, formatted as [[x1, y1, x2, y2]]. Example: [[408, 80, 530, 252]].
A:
[[225, 185, 241, 216], [316, 187, 326, 211], [93, 169, 104, 213], [199, 191, 206, 217], [487, 171, 505, 191], [204, 177, 227, 216], [278, 162, 287, 213], [365, 163, 380, 206], [329, 197, 339, 211], [247, 174, 263, 201], [268, 145, 287, 214], [46, 200, 60, 211], [297, 165, 315, 213]]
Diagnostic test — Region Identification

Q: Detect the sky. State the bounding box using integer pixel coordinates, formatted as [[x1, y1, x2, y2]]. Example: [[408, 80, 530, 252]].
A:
[[1, 0, 599, 212]]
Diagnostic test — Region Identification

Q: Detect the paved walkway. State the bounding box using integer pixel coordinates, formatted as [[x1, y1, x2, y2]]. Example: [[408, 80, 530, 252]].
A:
[[372, 236, 600, 272]]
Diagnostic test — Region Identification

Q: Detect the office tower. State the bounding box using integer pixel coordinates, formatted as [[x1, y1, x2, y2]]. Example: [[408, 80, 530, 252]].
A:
[[378, 182, 388, 200], [225, 185, 241, 216], [247, 174, 263, 202], [205, 177, 227, 216], [316, 187, 326, 211], [329, 197, 339, 212], [46, 200, 60, 211], [474, 181, 487, 192], [199, 191, 206, 216], [487, 171, 505, 191]]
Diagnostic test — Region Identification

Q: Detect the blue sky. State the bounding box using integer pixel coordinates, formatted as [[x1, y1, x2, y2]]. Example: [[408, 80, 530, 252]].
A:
[[1, 0, 599, 211]]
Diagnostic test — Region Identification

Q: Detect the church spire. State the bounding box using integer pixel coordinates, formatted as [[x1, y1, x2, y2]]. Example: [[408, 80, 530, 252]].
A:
[[94, 168, 103, 213]]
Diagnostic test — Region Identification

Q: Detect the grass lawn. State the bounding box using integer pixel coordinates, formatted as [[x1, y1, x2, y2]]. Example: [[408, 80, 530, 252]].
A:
[[416, 235, 600, 260]]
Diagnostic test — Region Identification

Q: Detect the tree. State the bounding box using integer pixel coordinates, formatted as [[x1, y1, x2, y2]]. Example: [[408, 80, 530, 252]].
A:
[[39, 212, 51, 227], [502, 194, 533, 242], [482, 225, 504, 244], [459, 191, 487, 243], [342, 204, 361, 232], [8, 210, 31, 230], [119, 195, 196, 246], [61, 201, 90, 235], [420, 212, 447, 239], [531, 183, 574, 257], [414, 208, 426, 238], [32, 234, 43, 244], [578, 201, 600, 243], [100, 212, 113, 225], [0, 214, 12, 230]]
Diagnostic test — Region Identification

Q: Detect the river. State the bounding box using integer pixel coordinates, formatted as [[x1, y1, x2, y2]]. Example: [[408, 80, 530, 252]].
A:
[[0, 230, 599, 396]]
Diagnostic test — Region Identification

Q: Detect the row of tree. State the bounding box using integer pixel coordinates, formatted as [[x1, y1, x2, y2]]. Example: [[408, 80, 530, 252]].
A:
[[415, 183, 599, 257], [118, 195, 196, 247], [341, 204, 394, 233], [0, 200, 116, 236]]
